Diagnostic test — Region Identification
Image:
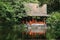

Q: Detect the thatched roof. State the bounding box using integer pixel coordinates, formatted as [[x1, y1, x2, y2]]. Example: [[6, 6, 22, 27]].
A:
[[24, 3, 49, 16]]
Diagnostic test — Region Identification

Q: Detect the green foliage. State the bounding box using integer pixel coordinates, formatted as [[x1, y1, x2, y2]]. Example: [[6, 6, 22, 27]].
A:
[[46, 12, 60, 40], [47, 0, 60, 13], [23, 0, 38, 3]]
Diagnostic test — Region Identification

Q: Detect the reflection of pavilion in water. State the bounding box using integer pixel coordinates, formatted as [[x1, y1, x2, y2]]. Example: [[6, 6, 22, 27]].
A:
[[21, 3, 49, 36]]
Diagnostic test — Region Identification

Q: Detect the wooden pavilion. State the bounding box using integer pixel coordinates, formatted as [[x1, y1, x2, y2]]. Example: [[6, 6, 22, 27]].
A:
[[22, 3, 49, 35]]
